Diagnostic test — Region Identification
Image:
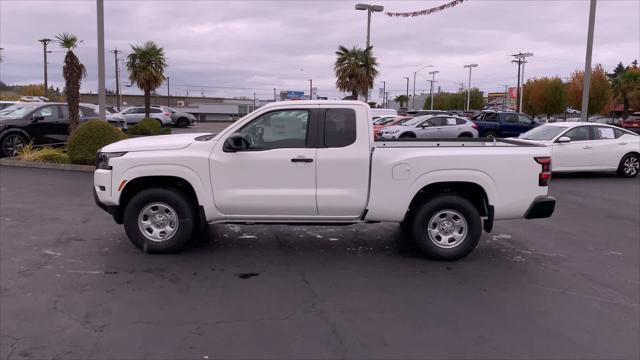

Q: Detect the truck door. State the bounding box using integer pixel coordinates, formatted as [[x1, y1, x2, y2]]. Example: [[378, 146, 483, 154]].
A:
[[316, 106, 370, 217], [211, 108, 318, 216]]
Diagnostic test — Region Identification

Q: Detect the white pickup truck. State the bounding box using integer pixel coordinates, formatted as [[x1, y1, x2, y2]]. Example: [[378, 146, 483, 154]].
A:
[[94, 101, 555, 260]]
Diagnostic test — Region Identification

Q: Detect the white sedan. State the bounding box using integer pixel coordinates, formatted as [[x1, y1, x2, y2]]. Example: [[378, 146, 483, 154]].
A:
[[518, 123, 640, 178]]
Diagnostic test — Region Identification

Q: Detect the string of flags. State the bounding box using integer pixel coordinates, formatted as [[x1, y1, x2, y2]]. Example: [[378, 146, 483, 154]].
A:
[[386, 0, 466, 18]]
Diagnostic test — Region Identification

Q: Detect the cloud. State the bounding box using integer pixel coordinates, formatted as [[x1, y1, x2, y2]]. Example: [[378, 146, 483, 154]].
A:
[[1, 0, 638, 101]]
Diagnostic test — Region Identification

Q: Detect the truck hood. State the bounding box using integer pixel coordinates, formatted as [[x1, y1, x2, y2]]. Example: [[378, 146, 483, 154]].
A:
[[101, 133, 214, 152]]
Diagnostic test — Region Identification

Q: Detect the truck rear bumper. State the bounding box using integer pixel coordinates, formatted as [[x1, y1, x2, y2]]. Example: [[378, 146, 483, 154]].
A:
[[525, 196, 556, 219]]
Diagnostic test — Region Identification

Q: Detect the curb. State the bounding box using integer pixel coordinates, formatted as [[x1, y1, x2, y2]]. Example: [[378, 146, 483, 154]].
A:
[[0, 158, 94, 172]]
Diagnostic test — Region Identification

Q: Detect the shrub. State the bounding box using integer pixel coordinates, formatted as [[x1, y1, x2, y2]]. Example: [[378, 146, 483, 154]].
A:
[[128, 117, 162, 136], [17, 144, 71, 164], [67, 120, 127, 165]]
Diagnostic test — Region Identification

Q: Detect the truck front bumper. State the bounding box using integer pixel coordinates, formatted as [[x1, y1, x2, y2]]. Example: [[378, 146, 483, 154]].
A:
[[525, 196, 556, 219]]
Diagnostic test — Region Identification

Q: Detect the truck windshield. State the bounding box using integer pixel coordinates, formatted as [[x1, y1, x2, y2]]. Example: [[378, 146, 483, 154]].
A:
[[519, 125, 566, 140]]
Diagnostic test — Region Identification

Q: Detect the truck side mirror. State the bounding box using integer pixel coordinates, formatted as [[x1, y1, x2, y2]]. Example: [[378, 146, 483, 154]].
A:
[[223, 133, 250, 152], [557, 136, 571, 144]]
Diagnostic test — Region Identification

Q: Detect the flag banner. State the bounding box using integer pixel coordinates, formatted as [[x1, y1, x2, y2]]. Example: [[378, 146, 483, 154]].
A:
[[386, 0, 466, 18]]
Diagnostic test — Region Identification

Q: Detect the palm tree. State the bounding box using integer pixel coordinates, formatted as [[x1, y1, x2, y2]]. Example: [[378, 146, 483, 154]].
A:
[[56, 33, 86, 133], [612, 69, 640, 118], [394, 95, 408, 108], [126, 41, 167, 117], [334, 45, 379, 99]]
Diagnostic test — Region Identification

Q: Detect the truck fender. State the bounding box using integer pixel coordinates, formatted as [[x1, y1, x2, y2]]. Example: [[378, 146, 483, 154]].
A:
[[407, 169, 497, 208]]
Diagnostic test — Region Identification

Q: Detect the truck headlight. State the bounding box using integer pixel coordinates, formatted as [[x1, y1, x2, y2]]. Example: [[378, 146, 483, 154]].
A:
[[96, 152, 127, 170]]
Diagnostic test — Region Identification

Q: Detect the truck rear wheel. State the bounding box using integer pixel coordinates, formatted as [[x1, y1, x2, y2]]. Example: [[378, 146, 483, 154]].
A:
[[123, 188, 195, 253], [411, 195, 481, 261]]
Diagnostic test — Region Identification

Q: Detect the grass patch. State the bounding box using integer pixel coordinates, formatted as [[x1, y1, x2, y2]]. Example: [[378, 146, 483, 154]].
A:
[[17, 144, 71, 164]]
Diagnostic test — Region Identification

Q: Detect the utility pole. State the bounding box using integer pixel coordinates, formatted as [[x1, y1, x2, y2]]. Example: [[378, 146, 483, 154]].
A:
[[428, 70, 440, 110], [511, 52, 533, 113], [309, 79, 313, 100], [403, 77, 409, 108], [504, 84, 509, 108], [581, 0, 597, 122], [96, 0, 106, 119], [38, 38, 52, 99], [273, 88, 276, 102], [381, 81, 386, 108], [166, 77, 170, 106], [253, 92, 256, 109], [111, 49, 122, 111]]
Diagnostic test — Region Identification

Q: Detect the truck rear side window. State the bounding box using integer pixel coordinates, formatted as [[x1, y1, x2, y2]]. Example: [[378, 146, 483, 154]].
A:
[[324, 109, 356, 148]]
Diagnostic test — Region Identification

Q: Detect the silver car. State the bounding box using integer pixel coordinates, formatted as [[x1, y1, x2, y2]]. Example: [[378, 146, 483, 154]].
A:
[[377, 115, 479, 139], [119, 106, 173, 127], [151, 106, 197, 128]]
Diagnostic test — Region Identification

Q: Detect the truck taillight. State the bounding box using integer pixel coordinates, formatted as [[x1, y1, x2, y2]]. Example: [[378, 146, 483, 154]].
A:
[[535, 157, 551, 186]]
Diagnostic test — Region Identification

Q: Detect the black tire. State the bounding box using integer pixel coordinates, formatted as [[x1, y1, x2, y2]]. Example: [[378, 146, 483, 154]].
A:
[[177, 118, 189, 128], [0, 133, 28, 158], [617, 153, 640, 178], [484, 131, 497, 139], [410, 195, 482, 261], [399, 133, 415, 139], [156, 119, 164, 128], [458, 132, 473, 138], [123, 188, 196, 253]]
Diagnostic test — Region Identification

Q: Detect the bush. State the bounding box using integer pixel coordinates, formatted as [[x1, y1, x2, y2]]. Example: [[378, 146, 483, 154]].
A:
[[17, 144, 71, 164], [67, 120, 127, 165], [128, 117, 162, 136]]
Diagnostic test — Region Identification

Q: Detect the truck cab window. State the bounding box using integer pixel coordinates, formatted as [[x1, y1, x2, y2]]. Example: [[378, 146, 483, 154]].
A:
[[238, 109, 309, 150], [324, 108, 356, 148]]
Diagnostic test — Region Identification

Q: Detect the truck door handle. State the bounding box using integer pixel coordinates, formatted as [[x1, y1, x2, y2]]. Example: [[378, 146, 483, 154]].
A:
[[583, 146, 592, 149], [619, 142, 627, 145], [291, 157, 313, 163]]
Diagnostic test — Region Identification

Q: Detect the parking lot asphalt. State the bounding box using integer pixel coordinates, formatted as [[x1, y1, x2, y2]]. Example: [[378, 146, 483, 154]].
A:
[[0, 166, 638, 359]]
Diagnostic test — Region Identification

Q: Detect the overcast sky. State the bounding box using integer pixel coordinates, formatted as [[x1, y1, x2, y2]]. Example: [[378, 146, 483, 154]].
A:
[[1, 0, 638, 101]]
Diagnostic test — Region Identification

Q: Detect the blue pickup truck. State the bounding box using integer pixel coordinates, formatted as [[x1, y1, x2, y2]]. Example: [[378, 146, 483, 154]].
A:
[[472, 111, 540, 138]]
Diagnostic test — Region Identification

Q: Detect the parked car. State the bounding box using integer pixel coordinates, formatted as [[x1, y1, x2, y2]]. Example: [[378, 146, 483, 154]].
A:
[[151, 106, 197, 128], [472, 111, 539, 138], [518, 123, 640, 177], [377, 114, 478, 139], [0, 102, 110, 157], [19, 96, 48, 102], [373, 116, 413, 136], [80, 103, 127, 131], [119, 106, 173, 127], [94, 100, 555, 259], [621, 112, 640, 134], [406, 110, 452, 116]]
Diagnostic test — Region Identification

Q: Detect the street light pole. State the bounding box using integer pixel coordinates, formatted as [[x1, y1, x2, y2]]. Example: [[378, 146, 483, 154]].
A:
[[355, 4, 384, 50], [412, 65, 433, 109], [111, 49, 122, 111], [511, 52, 533, 113], [381, 81, 386, 108], [96, 0, 106, 119], [403, 77, 409, 108], [463, 64, 478, 111], [167, 76, 170, 106], [38, 38, 52, 99], [428, 70, 439, 110], [309, 79, 313, 100], [581, 0, 597, 122]]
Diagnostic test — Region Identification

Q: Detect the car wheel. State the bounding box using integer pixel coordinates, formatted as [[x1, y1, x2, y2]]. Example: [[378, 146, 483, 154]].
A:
[[399, 133, 415, 139], [0, 133, 28, 158], [458, 132, 473, 138], [123, 188, 196, 253], [156, 119, 164, 128], [484, 131, 497, 139], [617, 153, 640, 178], [411, 195, 482, 261], [177, 118, 189, 128]]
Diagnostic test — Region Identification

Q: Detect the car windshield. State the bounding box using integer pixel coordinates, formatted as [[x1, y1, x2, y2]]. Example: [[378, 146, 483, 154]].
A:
[[373, 117, 394, 125], [0, 104, 40, 118], [402, 115, 432, 126], [519, 125, 566, 140]]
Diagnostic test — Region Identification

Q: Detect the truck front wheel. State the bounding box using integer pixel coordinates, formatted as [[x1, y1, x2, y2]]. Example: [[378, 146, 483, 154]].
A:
[[123, 188, 195, 253], [411, 195, 482, 261]]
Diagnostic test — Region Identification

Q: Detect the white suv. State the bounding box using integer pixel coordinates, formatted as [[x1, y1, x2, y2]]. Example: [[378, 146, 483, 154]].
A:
[[119, 106, 173, 127]]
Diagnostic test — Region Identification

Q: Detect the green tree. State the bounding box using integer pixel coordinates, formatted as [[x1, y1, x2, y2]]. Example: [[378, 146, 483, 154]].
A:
[[566, 64, 612, 115], [523, 77, 566, 119], [126, 41, 167, 117], [56, 33, 86, 133], [610, 62, 640, 117], [394, 95, 408, 108], [334, 45, 379, 99]]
